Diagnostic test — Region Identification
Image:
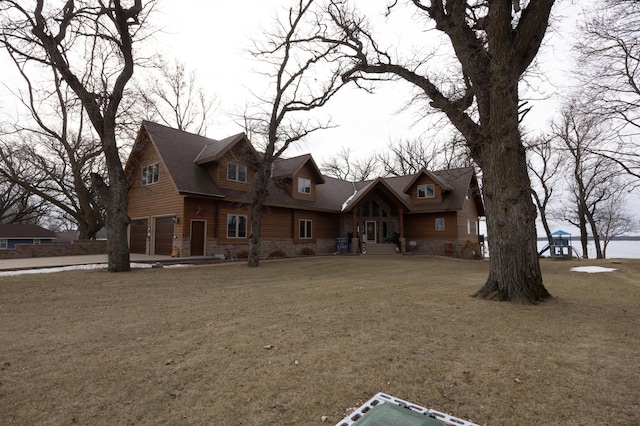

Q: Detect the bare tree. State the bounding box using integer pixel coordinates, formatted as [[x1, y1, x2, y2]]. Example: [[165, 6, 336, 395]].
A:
[[321, 0, 555, 303], [321, 147, 378, 181], [377, 135, 472, 177], [0, 47, 105, 239], [552, 102, 622, 259], [244, 0, 349, 267], [575, 0, 640, 181], [526, 134, 562, 245], [595, 188, 639, 259], [0, 1, 152, 271], [135, 59, 216, 135], [0, 176, 47, 224]]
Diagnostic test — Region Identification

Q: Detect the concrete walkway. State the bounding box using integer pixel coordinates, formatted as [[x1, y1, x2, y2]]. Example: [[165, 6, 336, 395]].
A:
[[0, 254, 181, 271]]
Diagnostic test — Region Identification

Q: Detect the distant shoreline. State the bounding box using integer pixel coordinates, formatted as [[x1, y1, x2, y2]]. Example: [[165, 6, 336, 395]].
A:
[[537, 236, 640, 241]]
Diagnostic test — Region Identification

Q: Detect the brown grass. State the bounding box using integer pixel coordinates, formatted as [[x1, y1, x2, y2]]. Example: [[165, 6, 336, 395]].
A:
[[1, 256, 639, 425]]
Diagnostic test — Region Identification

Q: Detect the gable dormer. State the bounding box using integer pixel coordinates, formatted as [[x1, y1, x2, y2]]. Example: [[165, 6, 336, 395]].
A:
[[403, 169, 453, 205], [272, 154, 325, 201], [194, 133, 260, 191]]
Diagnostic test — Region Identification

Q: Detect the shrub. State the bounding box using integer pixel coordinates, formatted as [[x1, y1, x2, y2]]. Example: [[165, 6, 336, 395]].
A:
[[268, 249, 286, 258], [300, 248, 315, 256]]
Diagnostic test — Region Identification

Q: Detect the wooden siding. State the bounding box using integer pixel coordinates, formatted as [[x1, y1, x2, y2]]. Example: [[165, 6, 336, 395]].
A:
[[293, 210, 317, 243], [127, 140, 183, 238], [314, 212, 340, 239], [409, 175, 443, 205], [183, 198, 217, 239], [404, 211, 458, 240], [456, 198, 480, 244], [262, 207, 293, 239], [292, 163, 318, 201], [217, 205, 251, 244], [210, 149, 254, 191]]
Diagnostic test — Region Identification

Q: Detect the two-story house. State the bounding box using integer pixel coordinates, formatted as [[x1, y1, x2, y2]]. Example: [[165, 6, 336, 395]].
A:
[[125, 121, 484, 258]]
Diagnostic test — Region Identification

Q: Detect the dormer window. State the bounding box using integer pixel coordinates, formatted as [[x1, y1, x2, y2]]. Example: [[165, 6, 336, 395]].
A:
[[417, 183, 435, 199], [227, 162, 247, 183], [298, 177, 311, 194], [142, 162, 160, 186]]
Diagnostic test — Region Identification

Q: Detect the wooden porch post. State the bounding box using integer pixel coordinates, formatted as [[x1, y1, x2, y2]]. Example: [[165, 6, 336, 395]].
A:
[[351, 210, 359, 254], [399, 207, 404, 237]]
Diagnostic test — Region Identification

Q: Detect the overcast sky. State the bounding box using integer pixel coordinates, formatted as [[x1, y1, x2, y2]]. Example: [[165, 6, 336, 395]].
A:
[[3, 1, 637, 236], [150, 0, 582, 162]]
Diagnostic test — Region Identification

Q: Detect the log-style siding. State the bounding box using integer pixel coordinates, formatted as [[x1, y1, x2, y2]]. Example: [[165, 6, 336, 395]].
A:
[[262, 207, 293, 239], [127, 138, 183, 238], [211, 152, 254, 191], [217, 206, 251, 244], [404, 211, 458, 240], [183, 198, 218, 239], [456, 197, 480, 244], [314, 212, 341, 239], [409, 175, 443, 205], [292, 163, 318, 201], [293, 210, 317, 243]]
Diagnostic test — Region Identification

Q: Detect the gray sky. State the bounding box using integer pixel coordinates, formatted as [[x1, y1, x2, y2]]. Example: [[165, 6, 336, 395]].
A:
[[151, 0, 582, 162]]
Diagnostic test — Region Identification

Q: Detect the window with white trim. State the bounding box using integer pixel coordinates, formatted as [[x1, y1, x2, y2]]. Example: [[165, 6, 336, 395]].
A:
[[299, 219, 312, 239], [33, 239, 41, 245], [435, 217, 445, 231], [298, 177, 311, 194], [227, 162, 247, 183], [0, 239, 7, 249], [141, 162, 160, 186], [227, 214, 247, 238], [467, 220, 471, 235], [417, 183, 435, 199]]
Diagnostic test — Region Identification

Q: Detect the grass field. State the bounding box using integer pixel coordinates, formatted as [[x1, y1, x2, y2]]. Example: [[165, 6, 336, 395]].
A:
[[1, 256, 639, 425]]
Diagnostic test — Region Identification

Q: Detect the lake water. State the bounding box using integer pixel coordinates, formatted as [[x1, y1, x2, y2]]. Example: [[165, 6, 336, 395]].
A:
[[536, 240, 639, 259]]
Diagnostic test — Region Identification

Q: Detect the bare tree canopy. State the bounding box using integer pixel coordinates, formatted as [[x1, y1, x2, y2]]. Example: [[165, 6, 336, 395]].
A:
[[134, 59, 217, 135], [319, 0, 555, 303], [575, 0, 640, 182], [0, 42, 105, 239], [526, 134, 561, 245], [321, 147, 378, 181], [243, 0, 350, 267], [550, 101, 630, 259], [0, 0, 153, 271]]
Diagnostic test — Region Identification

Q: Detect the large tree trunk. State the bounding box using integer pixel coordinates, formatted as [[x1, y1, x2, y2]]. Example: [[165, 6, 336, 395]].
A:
[[472, 3, 551, 303], [248, 159, 272, 267], [91, 171, 130, 272], [474, 140, 550, 302]]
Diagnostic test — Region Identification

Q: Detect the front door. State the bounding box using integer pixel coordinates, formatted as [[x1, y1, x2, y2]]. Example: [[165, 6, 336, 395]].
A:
[[366, 221, 378, 244], [190, 220, 205, 256]]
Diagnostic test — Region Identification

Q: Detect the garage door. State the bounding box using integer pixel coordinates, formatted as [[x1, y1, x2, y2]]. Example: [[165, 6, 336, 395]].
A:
[[154, 217, 174, 255], [129, 219, 148, 254]]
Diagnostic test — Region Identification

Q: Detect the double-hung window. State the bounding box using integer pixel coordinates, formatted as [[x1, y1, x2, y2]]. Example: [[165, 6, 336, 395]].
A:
[[227, 162, 247, 182], [435, 217, 445, 231], [141, 163, 160, 186], [417, 183, 435, 199], [299, 219, 312, 239], [298, 177, 311, 194], [227, 214, 247, 238], [0, 239, 7, 249]]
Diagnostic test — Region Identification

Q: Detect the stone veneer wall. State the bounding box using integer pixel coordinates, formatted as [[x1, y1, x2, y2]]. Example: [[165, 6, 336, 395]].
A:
[[0, 240, 107, 260], [172, 237, 340, 259]]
